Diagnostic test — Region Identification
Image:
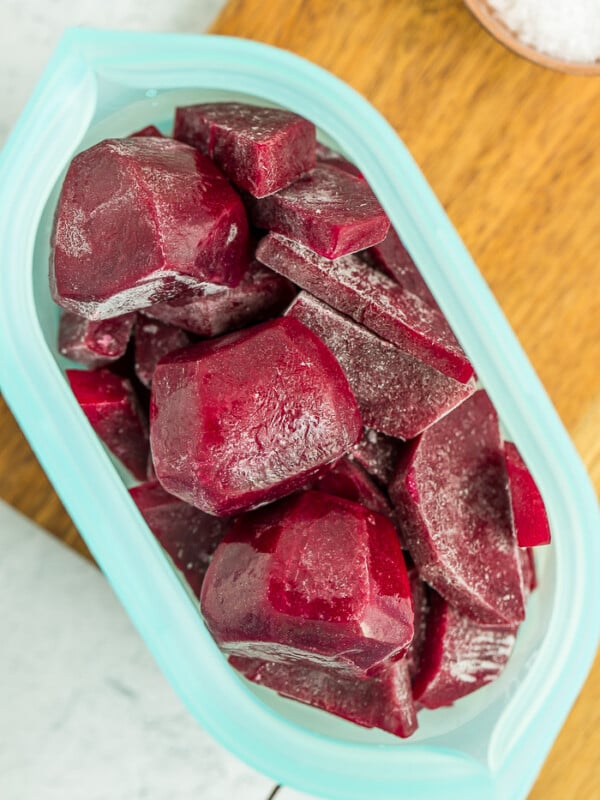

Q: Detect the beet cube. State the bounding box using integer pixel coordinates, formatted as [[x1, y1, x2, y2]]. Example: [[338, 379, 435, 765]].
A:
[[130, 125, 163, 137], [133, 315, 192, 388], [67, 368, 149, 480], [130, 481, 229, 597], [58, 311, 134, 368], [504, 442, 551, 547], [51, 137, 249, 319], [412, 590, 516, 709], [312, 458, 395, 522], [315, 142, 364, 180], [364, 228, 438, 308], [389, 391, 526, 627], [201, 490, 413, 673], [150, 318, 362, 516], [260, 235, 473, 382], [174, 103, 316, 198], [230, 655, 417, 739], [248, 165, 389, 259], [286, 292, 475, 439], [143, 261, 296, 337], [350, 428, 402, 486]]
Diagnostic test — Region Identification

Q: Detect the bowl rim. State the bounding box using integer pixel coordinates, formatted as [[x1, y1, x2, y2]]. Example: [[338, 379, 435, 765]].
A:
[[464, 0, 600, 75], [0, 28, 598, 800]]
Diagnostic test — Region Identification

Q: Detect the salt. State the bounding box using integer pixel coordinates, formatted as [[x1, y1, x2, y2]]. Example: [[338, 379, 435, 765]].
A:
[[488, 0, 600, 63]]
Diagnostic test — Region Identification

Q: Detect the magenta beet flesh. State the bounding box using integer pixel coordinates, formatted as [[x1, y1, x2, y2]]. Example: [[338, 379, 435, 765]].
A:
[[365, 228, 438, 308], [405, 566, 429, 679], [504, 442, 551, 547], [248, 166, 389, 259], [130, 481, 229, 597], [312, 458, 394, 521], [130, 125, 163, 137], [150, 317, 362, 516], [133, 315, 192, 388], [315, 142, 364, 180], [144, 261, 296, 337], [230, 654, 417, 738], [67, 368, 149, 480], [174, 103, 316, 198], [260, 235, 472, 382], [350, 428, 402, 486], [286, 292, 476, 439], [201, 490, 413, 673], [51, 137, 249, 319], [58, 311, 134, 368], [412, 590, 516, 709], [389, 390, 526, 627]]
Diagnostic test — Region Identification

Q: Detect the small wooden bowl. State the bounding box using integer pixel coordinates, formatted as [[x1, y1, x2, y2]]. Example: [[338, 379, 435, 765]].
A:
[[464, 0, 600, 75]]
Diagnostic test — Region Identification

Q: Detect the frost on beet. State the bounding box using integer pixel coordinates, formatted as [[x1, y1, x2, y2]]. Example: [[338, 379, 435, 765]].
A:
[[150, 317, 362, 516], [286, 292, 476, 439], [504, 441, 551, 547], [260, 235, 473, 382], [174, 103, 316, 198], [311, 457, 395, 522], [389, 390, 526, 627], [201, 490, 414, 674], [51, 137, 249, 319], [58, 311, 134, 368], [350, 428, 403, 487], [133, 315, 192, 388]]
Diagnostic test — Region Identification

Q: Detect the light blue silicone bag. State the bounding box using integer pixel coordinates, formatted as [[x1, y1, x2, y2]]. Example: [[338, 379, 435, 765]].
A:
[[0, 29, 598, 800]]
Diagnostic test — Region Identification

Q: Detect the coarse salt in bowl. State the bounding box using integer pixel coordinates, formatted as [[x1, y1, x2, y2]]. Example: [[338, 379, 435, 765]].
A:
[[0, 29, 598, 800]]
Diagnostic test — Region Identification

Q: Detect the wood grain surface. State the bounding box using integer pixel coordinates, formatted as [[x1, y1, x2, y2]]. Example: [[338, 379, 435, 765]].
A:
[[0, 0, 598, 796]]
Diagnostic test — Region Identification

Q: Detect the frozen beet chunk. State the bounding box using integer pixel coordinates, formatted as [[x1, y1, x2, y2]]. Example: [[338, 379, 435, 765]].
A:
[[364, 229, 438, 308], [130, 481, 229, 597], [248, 165, 389, 259], [51, 137, 249, 319], [58, 311, 134, 368], [134, 315, 192, 388], [130, 125, 163, 137], [174, 103, 316, 198], [504, 442, 551, 547], [519, 548, 537, 597], [389, 391, 525, 627], [260, 235, 473, 382], [201, 490, 413, 674], [144, 261, 296, 337], [312, 458, 394, 521], [287, 293, 476, 439], [67, 368, 149, 480], [230, 655, 417, 738], [405, 567, 429, 679], [150, 318, 362, 516], [350, 428, 402, 486], [412, 590, 516, 709], [315, 142, 364, 180]]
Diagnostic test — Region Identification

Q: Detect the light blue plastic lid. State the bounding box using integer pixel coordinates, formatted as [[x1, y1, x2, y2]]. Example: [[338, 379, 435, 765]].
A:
[[0, 29, 598, 800]]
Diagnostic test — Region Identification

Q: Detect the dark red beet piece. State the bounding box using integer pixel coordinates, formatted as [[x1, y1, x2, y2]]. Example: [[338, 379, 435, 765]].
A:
[[504, 442, 551, 547], [230, 655, 417, 739], [58, 311, 134, 368], [130, 481, 229, 597], [519, 548, 537, 597], [201, 490, 413, 674], [364, 229, 438, 308], [248, 165, 389, 259], [412, 590, 516, 709], [51, 137, 249, 319], [150, 318, 362, 516], [67, 368, 149, 480], [311, 458, 394, 521], [260, 235, 473, 383], [130, 125, 163, 137], [174, 103, 316, 198], [133, 315, 192, 388], [144, 261, 296, 337], [315, 142, 364, 180], [350, 428, 402, 486], [389, 391, 526, 627], [286, 292, 476, 439], [405, 567, 430, 679]]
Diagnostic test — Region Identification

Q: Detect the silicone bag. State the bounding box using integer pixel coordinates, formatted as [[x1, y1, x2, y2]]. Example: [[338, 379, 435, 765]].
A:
[[0, 29, 598, 800]]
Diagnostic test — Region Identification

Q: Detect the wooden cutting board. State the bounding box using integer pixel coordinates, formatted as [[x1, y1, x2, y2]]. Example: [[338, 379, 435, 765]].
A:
[[1, 0, 598, 796]]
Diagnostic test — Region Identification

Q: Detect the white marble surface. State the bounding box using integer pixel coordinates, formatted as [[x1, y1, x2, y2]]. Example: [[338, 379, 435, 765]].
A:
[[0, 501, 275, 800], [0, 0, 225, 145]]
